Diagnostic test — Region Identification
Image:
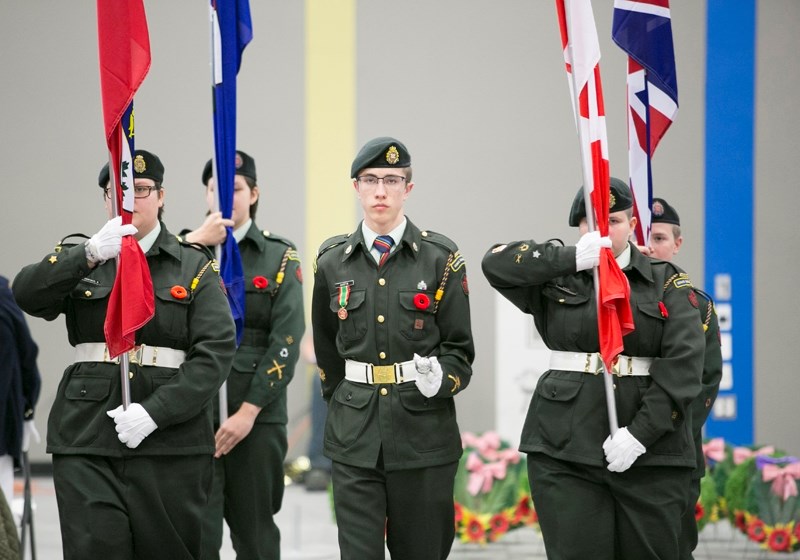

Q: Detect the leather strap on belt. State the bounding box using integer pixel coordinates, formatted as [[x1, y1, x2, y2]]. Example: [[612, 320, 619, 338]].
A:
[[344, 359, 418, 384], [74, 343, 186, 369], [549, 351, 653, 377]]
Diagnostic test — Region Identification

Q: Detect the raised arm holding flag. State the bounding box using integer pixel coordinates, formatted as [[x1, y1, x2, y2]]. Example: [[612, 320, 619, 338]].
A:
[[480, 1, 704, 557], [97, 0, 154, 408], [556, 0, 634, 434], [209, 0, 253, 424], [11, 2, 236, 556]]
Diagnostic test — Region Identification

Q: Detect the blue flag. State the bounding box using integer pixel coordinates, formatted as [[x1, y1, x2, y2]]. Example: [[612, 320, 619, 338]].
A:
[[210, 0, 252, 345]]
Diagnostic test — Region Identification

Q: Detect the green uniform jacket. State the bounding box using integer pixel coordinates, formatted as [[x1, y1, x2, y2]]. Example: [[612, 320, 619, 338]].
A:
[[311, 218, 474, 471], [482, 241, 704, 469], [13, 224, 236, 457], [690, 289, 723, 478], [219, 223, 305, 424]]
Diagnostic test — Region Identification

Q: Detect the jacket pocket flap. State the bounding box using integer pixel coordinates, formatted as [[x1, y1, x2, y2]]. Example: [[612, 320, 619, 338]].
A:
[[637, 301, 666, 321], [328, 289, 366, 313], [398, 385, 447, 411], [333, 382, 374, 409], [65, 376, 112, 402], [155, 286, 193, 305], [541, 284, 590, 305], [536, 374, 583, 402], [398, 290, 436, 314]]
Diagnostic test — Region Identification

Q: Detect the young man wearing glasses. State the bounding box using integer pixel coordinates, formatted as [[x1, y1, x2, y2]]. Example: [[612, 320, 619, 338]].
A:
[[311, 137, 475, 559], [13, 149, 236, 559]]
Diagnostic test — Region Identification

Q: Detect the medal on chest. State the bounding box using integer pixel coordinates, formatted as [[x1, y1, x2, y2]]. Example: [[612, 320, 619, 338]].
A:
[[336, 282, 352, 320]]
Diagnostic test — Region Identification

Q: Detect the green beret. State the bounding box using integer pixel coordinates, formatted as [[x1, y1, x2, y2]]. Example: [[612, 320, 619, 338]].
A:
[[350, 137, 411, 179], [98, 149, 165, 188], [201, 150, 257, 186], [568, 177, 633, 227], [651, 197, 680, 226]]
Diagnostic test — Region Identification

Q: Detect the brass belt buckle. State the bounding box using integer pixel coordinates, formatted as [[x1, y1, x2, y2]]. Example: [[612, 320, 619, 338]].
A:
[[596, 355, 621, 376], [128, 345, 144, 365], [371, 364, 396, 384]]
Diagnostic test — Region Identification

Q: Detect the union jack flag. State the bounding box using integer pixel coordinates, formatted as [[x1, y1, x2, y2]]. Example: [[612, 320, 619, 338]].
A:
[[612, 0, 678, 244]]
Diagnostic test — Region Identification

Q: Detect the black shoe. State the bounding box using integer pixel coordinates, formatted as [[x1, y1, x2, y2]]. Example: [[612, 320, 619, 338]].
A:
[[305, 468, 331, 492]]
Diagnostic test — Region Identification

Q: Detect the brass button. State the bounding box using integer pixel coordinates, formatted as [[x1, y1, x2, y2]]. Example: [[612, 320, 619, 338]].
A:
[[84, 290, 93, 297], [705, 398, 711, 408], [558, 298, 565, 303], [380, 388, 388, 396], [378, 278, 386, 286], [377, 315, 385, 323], [421, 231, 429, 237], [671, 411, 678, 420], [129, 371, 134, 380], [379, 352, 386, 359]]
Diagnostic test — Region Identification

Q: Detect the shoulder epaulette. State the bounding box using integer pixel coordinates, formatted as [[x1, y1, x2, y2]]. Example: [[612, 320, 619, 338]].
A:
[[661, 262, 693, 292], [314, 233, 350, 274], [317, 233, 350, 258], [693, 288, 716, 328], [54, 233, 90, 252], [179, 240, 216, 262], [262, 230, 296, 249], [420, 230, 458, 253]]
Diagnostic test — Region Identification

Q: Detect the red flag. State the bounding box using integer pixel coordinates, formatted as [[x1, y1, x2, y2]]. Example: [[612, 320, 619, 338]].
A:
[[97, 0, 154, 358], [556, 0, 634, 372]]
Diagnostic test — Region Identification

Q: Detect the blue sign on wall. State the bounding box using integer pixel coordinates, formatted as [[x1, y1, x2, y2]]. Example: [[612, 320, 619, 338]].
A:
[[703, 0, 756, 446]]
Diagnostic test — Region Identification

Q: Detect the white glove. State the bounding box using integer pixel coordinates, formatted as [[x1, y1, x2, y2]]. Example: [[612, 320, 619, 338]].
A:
[[575, 231, 612, 271], [21, 420, 40, 452], [413, 353, 443, 398], [85, 216, 138, 264], [603, 427, 646, 472], [107, 403, 158, 449]]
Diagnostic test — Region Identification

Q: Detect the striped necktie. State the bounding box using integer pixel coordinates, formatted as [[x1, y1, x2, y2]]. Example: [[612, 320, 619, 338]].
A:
[[373, 235, 394, 267]]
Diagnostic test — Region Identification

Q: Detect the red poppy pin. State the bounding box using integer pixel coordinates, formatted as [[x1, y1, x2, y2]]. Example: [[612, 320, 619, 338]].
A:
[[413, 293, 430, 310], [171, 285, 188, 299], [658, 301, 669, 318], [253, 276, 269, 289]]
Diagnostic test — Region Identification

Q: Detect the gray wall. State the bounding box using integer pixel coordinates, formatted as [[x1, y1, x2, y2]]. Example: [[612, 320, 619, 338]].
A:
[[2, 1, 797, 463]]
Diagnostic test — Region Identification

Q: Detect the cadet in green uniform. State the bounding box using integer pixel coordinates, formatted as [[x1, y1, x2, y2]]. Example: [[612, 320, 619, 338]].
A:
[[13, 150, 236, 560], [481, 179, 705, 560], [647, 197, 723, 560], [183, 150, 305, 560], [311, 137, 474, 560]]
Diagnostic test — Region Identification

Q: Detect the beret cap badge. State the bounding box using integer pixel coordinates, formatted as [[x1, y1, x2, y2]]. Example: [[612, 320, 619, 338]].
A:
[[385, 146, 400, 165], [652, 200, 665, 216], [609, 192, 616, 209], [133, 155, 147, 174]]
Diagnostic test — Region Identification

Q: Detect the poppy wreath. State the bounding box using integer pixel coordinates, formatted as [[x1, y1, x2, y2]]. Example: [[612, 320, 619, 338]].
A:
[[453, 432, 538, 545], [696, 471, 720, 532], [705, 438, 781, 520], [724, 452, 800, 552]]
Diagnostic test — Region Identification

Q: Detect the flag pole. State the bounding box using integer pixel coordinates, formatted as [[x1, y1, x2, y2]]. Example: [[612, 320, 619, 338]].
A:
[[563, 0, 619, 435], [209, 4, 229, 424], [108, 152, 133, 410]]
